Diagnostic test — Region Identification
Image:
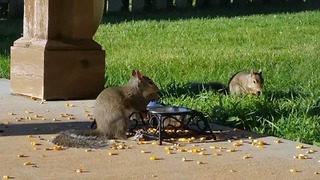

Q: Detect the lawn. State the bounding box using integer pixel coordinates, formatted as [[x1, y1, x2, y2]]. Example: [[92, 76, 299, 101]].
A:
[[1, 5, 319, 146]]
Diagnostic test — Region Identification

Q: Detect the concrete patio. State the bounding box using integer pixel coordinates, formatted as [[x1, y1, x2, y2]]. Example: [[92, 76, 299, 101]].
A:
[[0, 78, 319, 180]]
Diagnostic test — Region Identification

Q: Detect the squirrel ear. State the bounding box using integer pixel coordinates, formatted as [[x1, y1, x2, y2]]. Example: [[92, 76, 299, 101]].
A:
[[131, 70, 137, 77], [250, 69, 254, 76], [258, 69, 262, 75], [136, 70, 143, 80]]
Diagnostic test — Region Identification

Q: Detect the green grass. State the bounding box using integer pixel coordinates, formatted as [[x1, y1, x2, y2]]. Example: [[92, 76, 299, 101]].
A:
[[1, 7, 320, 146]]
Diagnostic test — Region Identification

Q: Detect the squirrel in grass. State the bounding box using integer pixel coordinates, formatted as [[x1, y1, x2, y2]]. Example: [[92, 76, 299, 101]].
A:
[[52, 70, 159, 148], [188, 69, 263, 96], [228, 69, 263, 96]]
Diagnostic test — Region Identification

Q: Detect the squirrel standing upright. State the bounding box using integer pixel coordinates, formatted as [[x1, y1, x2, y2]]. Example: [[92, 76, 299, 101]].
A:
[[228, 69, 263, 96], [52, 70, 159, 148]]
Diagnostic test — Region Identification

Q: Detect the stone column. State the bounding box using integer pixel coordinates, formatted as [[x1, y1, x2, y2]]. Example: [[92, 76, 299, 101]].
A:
[[10, 0, 106, 100]]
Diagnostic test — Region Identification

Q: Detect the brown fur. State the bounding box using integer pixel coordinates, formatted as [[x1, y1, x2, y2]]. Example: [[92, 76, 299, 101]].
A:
[[228, 69, 263, 96], [52, 70, 159, 148]]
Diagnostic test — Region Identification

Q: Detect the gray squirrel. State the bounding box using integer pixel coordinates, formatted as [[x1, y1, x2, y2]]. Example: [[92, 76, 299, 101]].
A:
[[228, 69, 263, 96], [187, 69, 264, 96], [52, 70, 159, 148]]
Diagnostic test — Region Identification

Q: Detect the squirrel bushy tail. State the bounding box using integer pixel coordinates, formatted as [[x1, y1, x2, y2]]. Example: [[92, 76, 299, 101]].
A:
[[52, 129, 109, 149]]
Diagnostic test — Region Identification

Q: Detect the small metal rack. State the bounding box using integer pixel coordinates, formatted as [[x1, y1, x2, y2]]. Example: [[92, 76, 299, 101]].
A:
[[130, 105, 216, 145]]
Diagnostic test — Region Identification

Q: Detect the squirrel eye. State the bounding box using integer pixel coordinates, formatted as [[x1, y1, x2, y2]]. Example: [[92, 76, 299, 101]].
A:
[[253, 80, 256, 84]]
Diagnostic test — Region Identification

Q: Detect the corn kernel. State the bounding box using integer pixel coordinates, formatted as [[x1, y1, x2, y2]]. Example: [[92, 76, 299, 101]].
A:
[[65, 103, 74, 107], [108, 152, 117, 155], [18, 154, 27, 157], [44, 147, 52, 151], [213, 152, 220, 156], [198, 151, 205, 155], [274, 139, 281, 143], [182, 157, 187, 161], [197, 161, 204, 164], [30, 142, 41, 146], [53, 145, 63, 151], [152, 141, 158, 145], [167, 151, 172, 154], [2, 121, 10, 125], [2, 175, 10, 179], [149, 156, 157, 160], [8, 112, 15, 115], [210, 146, 216, 149], [248, 136, 253, 140], [23, 162, 33, 166], [243, 155, 249, 159], [25, 110, 32, 114], [290, 168, 297, 173], [111, 146, 118, 150], [227, 148, 236, 152], [307, 149, 315, 154], [296, 145, 304, 149], [41, 118, 46, 120], [233, 142, 241, 147], [298, 154, 307, 159], [75, 168, 83, 173], [40, 154, 46, 157]]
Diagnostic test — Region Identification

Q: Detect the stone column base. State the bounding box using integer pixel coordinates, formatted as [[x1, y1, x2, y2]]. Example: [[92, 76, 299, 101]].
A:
[[10, 46, 105, 100]]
